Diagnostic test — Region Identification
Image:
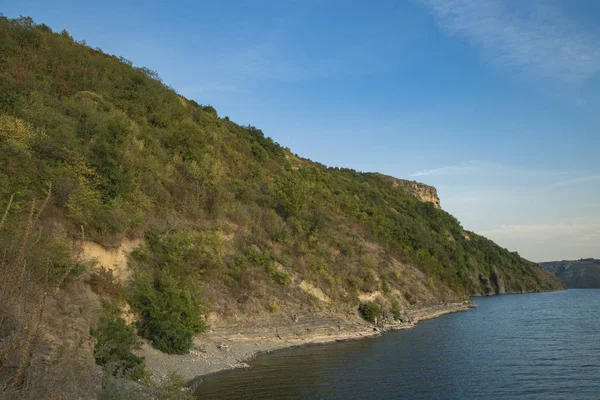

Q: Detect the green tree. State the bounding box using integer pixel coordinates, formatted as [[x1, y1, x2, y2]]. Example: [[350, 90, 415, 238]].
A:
[[275, 171, 306, 217]]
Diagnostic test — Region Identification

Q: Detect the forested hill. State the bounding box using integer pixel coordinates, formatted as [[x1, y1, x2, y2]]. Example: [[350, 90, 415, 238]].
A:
[[0, 15, 562, 360]]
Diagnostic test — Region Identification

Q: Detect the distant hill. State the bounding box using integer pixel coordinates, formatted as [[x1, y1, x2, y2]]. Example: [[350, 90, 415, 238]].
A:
[[540, 259, 600, 288]]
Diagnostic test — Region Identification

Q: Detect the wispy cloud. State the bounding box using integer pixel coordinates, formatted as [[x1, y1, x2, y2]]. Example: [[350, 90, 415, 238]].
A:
[[411, 160, 483, 177], [181, 83, 245, 96], [479, 218, 600, 261], [410, 160, 573, 180], [547, 174, 600, 188], [481, 219, 600, 237], [417, 0, 600, 84]]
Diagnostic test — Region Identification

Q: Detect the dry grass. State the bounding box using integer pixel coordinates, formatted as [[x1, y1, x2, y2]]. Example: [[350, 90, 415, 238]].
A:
[[0, 188, 88, 399]]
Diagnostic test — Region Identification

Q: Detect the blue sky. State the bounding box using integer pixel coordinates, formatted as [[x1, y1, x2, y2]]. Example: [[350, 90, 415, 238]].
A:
[[2, 0, 599, 261]]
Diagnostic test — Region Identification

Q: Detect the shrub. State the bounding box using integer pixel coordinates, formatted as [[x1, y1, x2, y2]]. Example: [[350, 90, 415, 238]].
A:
[[274, 172, 306, 217], [245, 247, 290, 285], [144, 229, 197, 272], [358, 301, 381, 323], [360, 269, 379, 292], [92, 305, 145, 379], [381, 277, 391, 295], [225, 253, 250, 286], [146, 319, 193, 355], [143, 229, 224, 275], [347, 276, 364, 290], [251, 142, 268, 163], [267, 297, 279, 313], [266, 262, 290, 286], [128, 272, 208, 354], [201, 104, 217, 116], [390, 299, 402, 321]]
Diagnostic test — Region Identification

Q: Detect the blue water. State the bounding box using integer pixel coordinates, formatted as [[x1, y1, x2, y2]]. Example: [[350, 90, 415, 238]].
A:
[[195, 290, 600, 399]]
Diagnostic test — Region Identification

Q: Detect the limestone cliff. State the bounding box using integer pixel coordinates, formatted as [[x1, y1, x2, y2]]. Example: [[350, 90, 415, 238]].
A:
[[540, 259, 600, 288], [370, 173, 441, 208]]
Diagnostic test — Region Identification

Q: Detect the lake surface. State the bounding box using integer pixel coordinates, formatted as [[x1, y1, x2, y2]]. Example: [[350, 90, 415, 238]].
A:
[[195, 290, 600, 399]]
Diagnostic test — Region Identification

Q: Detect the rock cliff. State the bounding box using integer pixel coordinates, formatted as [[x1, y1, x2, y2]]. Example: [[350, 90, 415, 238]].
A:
[[540, 259, 600, 288], [370, 173, 441, 208]]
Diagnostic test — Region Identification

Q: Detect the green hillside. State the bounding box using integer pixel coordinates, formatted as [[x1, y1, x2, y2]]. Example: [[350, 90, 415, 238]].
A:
[[0, 15, 563, 397]]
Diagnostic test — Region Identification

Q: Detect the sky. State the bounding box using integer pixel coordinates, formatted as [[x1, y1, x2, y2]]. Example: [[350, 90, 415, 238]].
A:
[[2, 0, 599, 262]]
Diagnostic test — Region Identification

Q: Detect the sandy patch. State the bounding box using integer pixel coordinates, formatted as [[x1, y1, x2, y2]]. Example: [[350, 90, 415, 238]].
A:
[[299, 281, 331, 303], [80, 239, 142, 282]]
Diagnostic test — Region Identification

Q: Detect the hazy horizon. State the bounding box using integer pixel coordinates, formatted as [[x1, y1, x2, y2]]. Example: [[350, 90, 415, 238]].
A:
[[3, 0, 599, 262]]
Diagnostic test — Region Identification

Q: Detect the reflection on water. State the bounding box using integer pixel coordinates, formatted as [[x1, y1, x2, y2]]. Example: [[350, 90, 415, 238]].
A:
[[195, 290, 600, 399]]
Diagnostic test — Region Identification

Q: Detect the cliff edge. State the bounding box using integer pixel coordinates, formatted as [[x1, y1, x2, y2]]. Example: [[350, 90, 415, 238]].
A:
[[369, 173, 441, 208], [540, 259, 600, 288]]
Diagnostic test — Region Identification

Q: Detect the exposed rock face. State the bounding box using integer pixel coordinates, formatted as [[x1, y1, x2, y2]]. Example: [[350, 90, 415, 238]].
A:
[[80, 239, 142, 283], [374, 174, 441, 208], [478, 272, 494, 295], [490, 267, 506, 295], [540, 259, 600, 288], [477, 268, 507, 296]]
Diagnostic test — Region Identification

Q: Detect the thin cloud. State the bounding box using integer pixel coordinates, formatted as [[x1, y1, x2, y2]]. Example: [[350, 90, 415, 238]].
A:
[[410, 160, 573, 179], [479, 218, 600, 261], [411, 160, 482, 177], [417, 0, 600, 84], [548, 174, 600, 188], [483, 220, 600, 235], [181, 84, 245, 96]]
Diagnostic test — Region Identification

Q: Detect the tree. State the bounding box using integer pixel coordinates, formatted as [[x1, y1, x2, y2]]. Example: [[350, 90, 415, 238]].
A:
[[275, 171, 306, 218]]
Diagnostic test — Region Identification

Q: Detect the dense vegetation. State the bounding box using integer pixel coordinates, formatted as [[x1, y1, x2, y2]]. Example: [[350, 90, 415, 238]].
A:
[[92, 304, 145, 378], [0, 14, 563, 378]]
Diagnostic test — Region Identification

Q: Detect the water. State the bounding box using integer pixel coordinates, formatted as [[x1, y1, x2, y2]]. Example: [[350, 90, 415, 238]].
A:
[[195, 290, 600, 399]]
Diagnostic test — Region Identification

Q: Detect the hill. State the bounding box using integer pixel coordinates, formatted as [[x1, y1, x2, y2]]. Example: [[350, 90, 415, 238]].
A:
[[0, 15, 563, 398], [540, 259, 600, 288]]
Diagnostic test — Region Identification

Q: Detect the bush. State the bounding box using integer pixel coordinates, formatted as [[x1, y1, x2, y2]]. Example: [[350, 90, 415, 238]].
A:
[[275, 172, 306, 217], [347, 276, 364, 290], [390, 299, 403, 321], [143, 229, 224, 275], [381, 277, 391, 295], [266, 262, 290, 285], [267, 297, 279, 313], [146, 319, 193, 355], [245, 246, 290, 285], [92, 305, 145, 379], [129, 272, 208, 354], [358, 301, 381, 323], [144, 229, 198, 272]]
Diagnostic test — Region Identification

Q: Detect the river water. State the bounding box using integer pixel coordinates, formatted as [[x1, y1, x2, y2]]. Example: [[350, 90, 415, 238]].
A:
[[195, 290, 600, 399]]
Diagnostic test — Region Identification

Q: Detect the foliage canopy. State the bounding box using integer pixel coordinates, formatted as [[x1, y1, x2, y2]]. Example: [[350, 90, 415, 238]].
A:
[[0, 15, 563, 338]]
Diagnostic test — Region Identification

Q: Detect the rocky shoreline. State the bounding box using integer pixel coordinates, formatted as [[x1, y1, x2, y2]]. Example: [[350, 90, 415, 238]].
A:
[[135, 301, 474, 389]]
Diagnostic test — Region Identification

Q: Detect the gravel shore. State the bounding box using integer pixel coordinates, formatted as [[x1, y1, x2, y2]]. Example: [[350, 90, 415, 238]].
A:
[[136, 301, 473, 387]]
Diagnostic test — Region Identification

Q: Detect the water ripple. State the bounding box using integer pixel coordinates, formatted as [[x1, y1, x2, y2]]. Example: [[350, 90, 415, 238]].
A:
[[195, 290, 600, 400]]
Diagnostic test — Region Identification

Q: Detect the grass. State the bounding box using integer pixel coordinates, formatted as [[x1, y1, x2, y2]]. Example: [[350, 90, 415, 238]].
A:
[[0, 188, 86, 398]]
